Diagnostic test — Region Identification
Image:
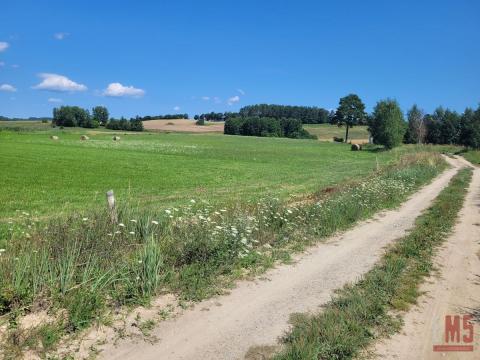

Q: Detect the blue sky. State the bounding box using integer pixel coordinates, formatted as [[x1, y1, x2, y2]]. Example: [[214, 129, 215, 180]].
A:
[[0, 0, 479, 118]]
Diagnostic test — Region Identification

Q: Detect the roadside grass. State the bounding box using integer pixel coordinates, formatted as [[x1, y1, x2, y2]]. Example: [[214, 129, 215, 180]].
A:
[[0, 152, 446, 356], [0, 128, 453, 221], [461, 149, 480, 165], [273, 167, 472, 360]]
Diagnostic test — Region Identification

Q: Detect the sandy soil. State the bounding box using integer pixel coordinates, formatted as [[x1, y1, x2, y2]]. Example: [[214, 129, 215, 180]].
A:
[[98, 156, 465, 360], [373, 158, 480, 359], [142, 119, 224, 133]]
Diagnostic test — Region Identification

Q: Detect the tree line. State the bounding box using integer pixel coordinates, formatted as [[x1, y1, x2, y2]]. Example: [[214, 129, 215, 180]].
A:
[[140, 114, 189, 121], [329, 93, 480, 149], [239, 104, 332, 124], [224, 117, 315, 139], [52, 106, 143, 131], [404, 105, 480, 149], [0, 116, 52, 122], [194, 112, 239, 121], [331, 94, 480, 149]]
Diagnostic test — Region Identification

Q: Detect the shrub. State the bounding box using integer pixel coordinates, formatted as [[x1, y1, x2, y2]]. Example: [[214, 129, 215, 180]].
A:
[[333, 136, 344, 143], [196, 118, 205, 126], [369, 99, 406, 149]]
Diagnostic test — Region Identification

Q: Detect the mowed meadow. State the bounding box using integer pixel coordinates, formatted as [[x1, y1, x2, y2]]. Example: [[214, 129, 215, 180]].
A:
[[2, 126, 399, 221]]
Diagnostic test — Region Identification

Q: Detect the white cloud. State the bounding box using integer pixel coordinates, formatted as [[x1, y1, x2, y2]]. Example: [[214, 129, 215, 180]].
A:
[[48, 97, 62, 103], [0, 61, 5, 67], [33, 73, 87, 92], [11, 64, 20, 69], [0, 84, 17, 92], [237, 89, 245, 95], [0, 42, 9, 52], [53, 32, 69, 40], [227, 95, 240, 105], [201, 96, 210, 101], [103, 82, 145, 98], [173, 106, 181, 111], [213, 96, 221, 104]]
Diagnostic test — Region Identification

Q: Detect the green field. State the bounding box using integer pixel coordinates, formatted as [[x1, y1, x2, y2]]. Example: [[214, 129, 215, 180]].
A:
[[1, 126, 414, 221], [304, 124, 370, 141]]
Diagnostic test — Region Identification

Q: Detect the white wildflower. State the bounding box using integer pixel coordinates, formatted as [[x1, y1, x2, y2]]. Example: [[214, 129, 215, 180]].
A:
[[151, 220, 159, 225], [82, 217, 88, 221], [118, 223, 125, 227], [130, 219, 137, 223], [165, 209, 172, 215], [129, 231, 135, 235], [190, 199, 196, 204]]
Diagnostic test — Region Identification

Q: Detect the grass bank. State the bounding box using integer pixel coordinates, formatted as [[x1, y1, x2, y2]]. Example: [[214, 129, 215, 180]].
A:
[[0, 152, 446, 357], [462, 149, 480, 165], [274, 167, 472, 360]]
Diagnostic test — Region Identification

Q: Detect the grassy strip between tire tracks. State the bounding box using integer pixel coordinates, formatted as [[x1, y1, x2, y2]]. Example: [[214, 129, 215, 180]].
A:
[[274, 167, 473, 360]]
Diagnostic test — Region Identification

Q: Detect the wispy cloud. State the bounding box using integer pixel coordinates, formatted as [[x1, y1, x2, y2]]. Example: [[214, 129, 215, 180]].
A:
[[227, 95, 240, 105], [0, 42, 9, 52], [33, 73, 87, 92], [201, 96, 210, 101], [173, 106, 181, 111], [237, 89, 245, 95], [103, 82, 145, 98], [11, 64, 20, 69], [0, 61, 5, 67], [214, 96, 221, 104], [0, 84, 17, 92], [53, 32, 69, 40], [48, 97, 63, 103]]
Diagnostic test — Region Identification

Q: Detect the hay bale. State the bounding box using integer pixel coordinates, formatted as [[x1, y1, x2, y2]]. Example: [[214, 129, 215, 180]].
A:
[[80, 135, 90, 141], [112, 136, 121, 141], [50, 135, 59, 140], [351, 143, 361, 151]]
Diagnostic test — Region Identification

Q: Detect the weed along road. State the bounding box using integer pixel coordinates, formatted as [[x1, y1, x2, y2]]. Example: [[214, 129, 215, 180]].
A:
[[102, 157, 467, 360]]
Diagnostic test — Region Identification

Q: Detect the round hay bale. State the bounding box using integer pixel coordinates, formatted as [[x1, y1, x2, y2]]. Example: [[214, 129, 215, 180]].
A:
[[50, 135, 59, 140], [80, 135, 90, 141], [112, 136, 121, 141], [351, 143, 361, 151]]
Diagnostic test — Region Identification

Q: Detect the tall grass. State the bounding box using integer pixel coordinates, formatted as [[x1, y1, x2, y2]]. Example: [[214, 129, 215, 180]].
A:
[[0, 152, 446, 354]]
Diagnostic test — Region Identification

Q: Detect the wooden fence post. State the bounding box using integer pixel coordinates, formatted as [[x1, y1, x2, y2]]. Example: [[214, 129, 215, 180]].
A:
[[106, 190, 117, 223]]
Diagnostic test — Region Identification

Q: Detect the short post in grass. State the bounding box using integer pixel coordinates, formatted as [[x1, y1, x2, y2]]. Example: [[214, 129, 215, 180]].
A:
[[106, 190, 117, 223]]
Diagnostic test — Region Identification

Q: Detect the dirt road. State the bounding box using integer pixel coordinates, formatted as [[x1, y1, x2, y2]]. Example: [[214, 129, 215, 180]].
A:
[[373, 159, 480, 359], [103, 157, 467, 360]]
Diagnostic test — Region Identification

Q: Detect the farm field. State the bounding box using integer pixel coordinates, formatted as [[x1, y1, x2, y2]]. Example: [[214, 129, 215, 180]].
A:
[[142, 119, 224, 133], [303, 123, 370, 141], [0, 127, 414, 221], [0, 120, 52, 131]]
